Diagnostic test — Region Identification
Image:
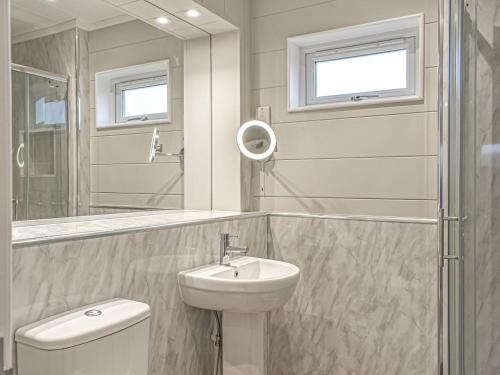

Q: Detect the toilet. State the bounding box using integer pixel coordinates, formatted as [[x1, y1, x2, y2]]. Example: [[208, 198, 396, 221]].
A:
[[15, 298, 150, 375]]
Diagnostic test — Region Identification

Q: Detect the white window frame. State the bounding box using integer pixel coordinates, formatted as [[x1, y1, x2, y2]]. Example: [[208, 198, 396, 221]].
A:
[[287, 14, 424, 112], [95, 60, 171, 128], [305, 37, 416, 105], [114, 74, 169, 123]]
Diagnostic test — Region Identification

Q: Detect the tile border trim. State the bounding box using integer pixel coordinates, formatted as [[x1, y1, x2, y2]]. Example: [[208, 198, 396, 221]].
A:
[[13, 210, 437, 249], [269, 212, 437, 224]]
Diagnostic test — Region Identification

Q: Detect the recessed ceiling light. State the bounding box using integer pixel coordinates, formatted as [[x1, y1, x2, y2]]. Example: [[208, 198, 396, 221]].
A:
[[185, 9, 202, 18], [156, 16, 170, 25]]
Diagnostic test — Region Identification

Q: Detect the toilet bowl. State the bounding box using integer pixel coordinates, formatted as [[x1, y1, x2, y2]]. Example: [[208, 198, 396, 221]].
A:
[[15, 298, 150, 375]]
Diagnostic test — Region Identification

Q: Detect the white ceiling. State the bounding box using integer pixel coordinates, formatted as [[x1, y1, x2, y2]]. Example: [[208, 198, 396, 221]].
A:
[[104, 0, 236, 39], [11, 0, 132, 39], [11, 0, 237, 42]]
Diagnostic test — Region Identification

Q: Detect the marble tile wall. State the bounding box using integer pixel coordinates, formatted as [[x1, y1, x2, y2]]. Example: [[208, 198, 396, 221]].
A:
[[472, 1, 500, 373], [77, 29, 90, 216], [461, 5, 478, 374], [12, 216, 267, 375], [267, 215, 437, 375]]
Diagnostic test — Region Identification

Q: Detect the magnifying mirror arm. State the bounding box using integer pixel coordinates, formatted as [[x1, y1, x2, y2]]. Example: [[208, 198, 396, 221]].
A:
[[166, 148, 185, 163], [155, 143, 165, 156]]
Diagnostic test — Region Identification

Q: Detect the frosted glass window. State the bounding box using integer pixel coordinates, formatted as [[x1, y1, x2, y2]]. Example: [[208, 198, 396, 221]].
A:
[[123, 84, 168, 118], [305, 37, 417, 106], [315, 49, 407, 97], [288, 14, 423, 109]]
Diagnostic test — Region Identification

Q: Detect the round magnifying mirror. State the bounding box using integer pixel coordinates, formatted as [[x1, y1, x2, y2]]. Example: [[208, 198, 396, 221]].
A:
[[237, 120, 277, 161]]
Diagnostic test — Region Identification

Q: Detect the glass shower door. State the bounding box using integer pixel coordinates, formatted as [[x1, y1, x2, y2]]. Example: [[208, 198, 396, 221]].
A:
[[11, 69, 29, 221], [11, 65, 70, 221], [447, 0, 500, 374], [447, 0, 476, 373]]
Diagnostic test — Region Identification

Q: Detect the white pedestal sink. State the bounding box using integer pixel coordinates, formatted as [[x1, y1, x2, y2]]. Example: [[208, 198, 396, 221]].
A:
[[177, 256, 300, 375]]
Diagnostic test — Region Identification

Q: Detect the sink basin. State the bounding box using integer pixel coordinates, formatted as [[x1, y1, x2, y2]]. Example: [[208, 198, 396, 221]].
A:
[[177, 256, 300, 313], [179, 256, 300, 374]]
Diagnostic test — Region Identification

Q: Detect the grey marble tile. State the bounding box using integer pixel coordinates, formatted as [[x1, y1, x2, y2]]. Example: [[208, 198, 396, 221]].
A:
[[12, 211, 441, 375], [458, 3, 500, 374], [267, 216, 437, 375], [472, 3, 500, 373], [12, 29, 76, 78], [77, 28, 91, 216], [12, 216, 267, 375]]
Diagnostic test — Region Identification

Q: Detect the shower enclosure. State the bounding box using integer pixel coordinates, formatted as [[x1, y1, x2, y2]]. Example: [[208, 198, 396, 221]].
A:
[[445, 0, 500, 374], [11, 64, 70, 221]]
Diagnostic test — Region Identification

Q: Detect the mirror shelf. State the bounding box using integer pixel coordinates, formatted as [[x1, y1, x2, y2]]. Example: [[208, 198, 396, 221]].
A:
[[12, 210, 266, 247]]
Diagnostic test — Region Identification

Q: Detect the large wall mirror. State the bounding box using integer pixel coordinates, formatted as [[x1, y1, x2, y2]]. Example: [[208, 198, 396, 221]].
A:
[[10, 0, 236, 221]]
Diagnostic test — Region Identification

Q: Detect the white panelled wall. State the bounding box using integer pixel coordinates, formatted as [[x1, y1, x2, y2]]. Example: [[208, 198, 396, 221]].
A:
[[184, 36, 213, 210], [187, 0, 252, 212], [89, 20, 185, 212], [251, 0, 439, 219]]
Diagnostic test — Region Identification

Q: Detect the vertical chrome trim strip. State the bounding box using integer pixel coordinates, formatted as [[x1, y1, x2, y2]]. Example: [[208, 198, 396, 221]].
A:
[[441, 0, 470, 374], [437, 0, 447, 373], [75, 28, 80, 216], [438, 1, 445, 213], [438, 208, 445, 375], [209, 34, 214, 210], [24, 71, 30, 219]]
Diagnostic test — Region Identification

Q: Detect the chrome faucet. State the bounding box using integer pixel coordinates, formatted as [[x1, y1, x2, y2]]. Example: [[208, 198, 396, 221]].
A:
[[220, 233, 249, 265]]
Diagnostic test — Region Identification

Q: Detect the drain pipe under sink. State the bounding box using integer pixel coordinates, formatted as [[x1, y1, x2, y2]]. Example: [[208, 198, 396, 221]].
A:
[[211, 311, 222, 375]]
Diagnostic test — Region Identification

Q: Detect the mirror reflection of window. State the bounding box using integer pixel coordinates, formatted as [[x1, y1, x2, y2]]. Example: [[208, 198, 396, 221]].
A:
[[97, 60, 172, 127], [115, 74, 169, 123], [35, 97, 66, 126]]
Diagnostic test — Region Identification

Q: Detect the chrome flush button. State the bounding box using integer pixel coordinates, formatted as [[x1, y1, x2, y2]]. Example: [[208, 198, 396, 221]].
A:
[[84, 309, 102, 317]]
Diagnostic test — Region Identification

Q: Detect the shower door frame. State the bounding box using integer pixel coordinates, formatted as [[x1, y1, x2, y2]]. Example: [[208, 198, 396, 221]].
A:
[[440, 0, 477, 374], [11, 63, 68, 83]]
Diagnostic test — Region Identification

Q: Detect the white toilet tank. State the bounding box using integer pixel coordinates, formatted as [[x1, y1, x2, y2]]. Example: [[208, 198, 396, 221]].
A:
[[15, 298, 151, 375]]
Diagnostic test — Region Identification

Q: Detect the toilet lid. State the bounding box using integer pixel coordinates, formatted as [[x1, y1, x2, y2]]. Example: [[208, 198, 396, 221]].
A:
[[15, 298, 150, 350]]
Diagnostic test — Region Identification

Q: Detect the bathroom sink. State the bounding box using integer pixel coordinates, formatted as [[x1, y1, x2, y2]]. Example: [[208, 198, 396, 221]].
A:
[[177, 257, 300, 313]]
